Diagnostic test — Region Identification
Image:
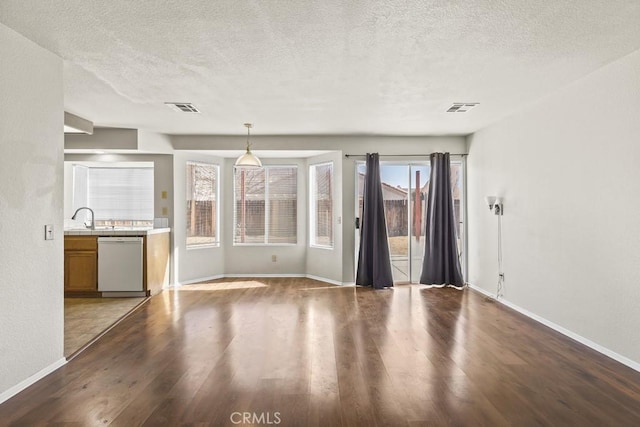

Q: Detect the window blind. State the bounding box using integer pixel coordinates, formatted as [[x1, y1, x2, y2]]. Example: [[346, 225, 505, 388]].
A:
[[85, 167, 154, 221], [310, 162, 333, 248], [267, 167, 297, 244], [234, 166, 297, 244]]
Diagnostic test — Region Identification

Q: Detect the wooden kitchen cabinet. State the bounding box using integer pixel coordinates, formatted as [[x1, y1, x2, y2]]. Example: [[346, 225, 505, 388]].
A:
[[144, 232, 170, 296], [64, 230, 170, 297], [64, 236, 99, 296]]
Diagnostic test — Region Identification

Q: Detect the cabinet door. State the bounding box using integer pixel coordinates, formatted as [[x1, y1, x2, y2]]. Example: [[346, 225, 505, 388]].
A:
[[64, 250, 98, 291]]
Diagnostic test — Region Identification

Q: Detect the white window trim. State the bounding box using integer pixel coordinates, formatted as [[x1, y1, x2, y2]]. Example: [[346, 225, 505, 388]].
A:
[[73, 164, 155, 224], [186, 243, 220, 250], [186, 161, 220, 248], [309, 161, 334, 250], [233, 165, 298, 246], [355, 157, 466, 282], [233, 243, 298, 247]]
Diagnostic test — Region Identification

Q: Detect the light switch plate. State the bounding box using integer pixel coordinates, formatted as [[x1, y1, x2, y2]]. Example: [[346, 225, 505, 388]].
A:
[[44, 224, 54, 240]]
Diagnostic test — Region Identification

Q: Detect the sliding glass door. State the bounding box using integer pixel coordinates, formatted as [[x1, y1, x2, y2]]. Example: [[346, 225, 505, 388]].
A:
[[356, 159, 465, 284], [408, 164, 430, 283]]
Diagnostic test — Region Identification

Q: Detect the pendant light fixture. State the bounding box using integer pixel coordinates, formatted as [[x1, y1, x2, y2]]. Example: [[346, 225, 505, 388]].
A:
[[234, 123, 262, 168]]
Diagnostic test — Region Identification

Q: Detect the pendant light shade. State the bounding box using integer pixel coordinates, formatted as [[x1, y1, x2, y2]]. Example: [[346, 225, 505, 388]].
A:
[[235, 123, 262, 168]]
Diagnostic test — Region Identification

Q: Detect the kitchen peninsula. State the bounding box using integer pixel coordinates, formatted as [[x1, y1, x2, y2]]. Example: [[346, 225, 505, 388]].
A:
[[64, 228, 170, 297]]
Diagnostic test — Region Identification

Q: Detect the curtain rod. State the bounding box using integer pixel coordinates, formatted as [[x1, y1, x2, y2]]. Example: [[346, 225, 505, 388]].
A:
[[344, 153, 467, 158]]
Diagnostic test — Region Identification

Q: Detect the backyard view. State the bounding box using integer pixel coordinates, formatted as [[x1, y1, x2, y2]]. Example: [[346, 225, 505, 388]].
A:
[[357, 162, 463, 283], [186, 162, 218, 247], [234, 166, 297, 244]]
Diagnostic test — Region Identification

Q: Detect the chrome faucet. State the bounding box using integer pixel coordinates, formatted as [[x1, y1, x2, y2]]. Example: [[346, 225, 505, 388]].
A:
[[71, 207, 95, 230]]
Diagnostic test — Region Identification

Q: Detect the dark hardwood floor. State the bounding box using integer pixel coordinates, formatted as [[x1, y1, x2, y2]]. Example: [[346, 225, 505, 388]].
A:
[[2, 278, 640, 426]]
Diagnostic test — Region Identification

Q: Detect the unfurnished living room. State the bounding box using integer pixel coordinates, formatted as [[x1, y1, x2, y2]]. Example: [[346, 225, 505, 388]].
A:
[[2, 1, 640, 426]]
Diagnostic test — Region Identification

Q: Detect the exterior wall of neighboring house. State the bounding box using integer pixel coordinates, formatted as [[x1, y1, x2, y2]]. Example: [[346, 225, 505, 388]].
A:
[[357, 167, 463, 239], [357, 172, 408, 237]]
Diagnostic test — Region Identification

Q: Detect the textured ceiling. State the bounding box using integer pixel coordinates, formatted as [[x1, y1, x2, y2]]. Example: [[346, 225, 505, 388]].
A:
[[2, 0, 640, 136]]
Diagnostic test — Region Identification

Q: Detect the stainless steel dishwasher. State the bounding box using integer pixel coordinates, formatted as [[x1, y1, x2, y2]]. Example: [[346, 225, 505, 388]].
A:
[[97, 237, 144, 295]]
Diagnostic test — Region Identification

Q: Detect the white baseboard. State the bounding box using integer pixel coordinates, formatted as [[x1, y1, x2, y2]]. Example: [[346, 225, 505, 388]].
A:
[[172, 273, 352, 287], [467, 283, 640, 373], [0, 358, 67, 405], [467, 282, 496, 298], [305, 274, 345, 286], [224, 273, 306, 278], [173, 274, 224, 287]]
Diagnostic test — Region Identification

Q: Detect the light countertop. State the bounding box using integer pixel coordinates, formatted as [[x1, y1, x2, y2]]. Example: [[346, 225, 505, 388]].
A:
[[64, 227, 171, 236]]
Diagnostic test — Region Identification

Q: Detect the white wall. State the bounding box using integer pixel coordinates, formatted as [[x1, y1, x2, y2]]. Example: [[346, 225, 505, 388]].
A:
[[173, 152, 225, 284], [467, 48, 640, 365], [0, 23, 65, 399], [306, 152, 343, 283], [138, 130, 174, 153]]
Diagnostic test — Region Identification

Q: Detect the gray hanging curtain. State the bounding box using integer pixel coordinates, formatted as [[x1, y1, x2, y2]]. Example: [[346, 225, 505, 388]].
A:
[[356, 153, 393, 289], [420, 152, 464, 287]]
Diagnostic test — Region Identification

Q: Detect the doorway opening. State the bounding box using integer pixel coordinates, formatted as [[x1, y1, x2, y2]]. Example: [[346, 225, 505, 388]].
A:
[[356, 159, 465, 284]]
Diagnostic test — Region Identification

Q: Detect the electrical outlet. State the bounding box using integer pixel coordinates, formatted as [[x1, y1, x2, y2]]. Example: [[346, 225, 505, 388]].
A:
[[161, 190, 167, 199], [44, 224, 54, 240], [162, 207, 168, 215], [272, 255, 277, 262]]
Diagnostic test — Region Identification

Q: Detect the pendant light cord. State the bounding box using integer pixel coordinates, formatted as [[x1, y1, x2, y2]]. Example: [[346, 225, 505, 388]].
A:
[[245, 123, 252, 151]]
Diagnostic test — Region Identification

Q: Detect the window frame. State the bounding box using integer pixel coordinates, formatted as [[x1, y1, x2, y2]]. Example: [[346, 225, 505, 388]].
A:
[[186, 161, 220, 249], [72, 163, 155, 227], [309, 161, 334, 250], [354, 157, 466, 283], [233, 165, 298, 246]]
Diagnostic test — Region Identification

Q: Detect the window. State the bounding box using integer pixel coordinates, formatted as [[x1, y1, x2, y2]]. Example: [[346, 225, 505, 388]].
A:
[[73, 164, 154, 226], [310, 162, 333, 248], [234, 166, 297, 244], [186, 162, 219, 247]]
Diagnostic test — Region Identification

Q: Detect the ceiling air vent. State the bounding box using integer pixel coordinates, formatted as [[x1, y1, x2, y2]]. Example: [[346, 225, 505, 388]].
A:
[[446, 103, 479, 113], [165, 102, 200, 113]]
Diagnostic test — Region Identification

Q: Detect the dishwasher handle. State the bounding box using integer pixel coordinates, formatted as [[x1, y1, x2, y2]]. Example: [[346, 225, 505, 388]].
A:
[[98, 237, 144, 243]]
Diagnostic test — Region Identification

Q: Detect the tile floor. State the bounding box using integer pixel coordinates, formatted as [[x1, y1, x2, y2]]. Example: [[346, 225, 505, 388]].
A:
[[64, 297, 146, 357]]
